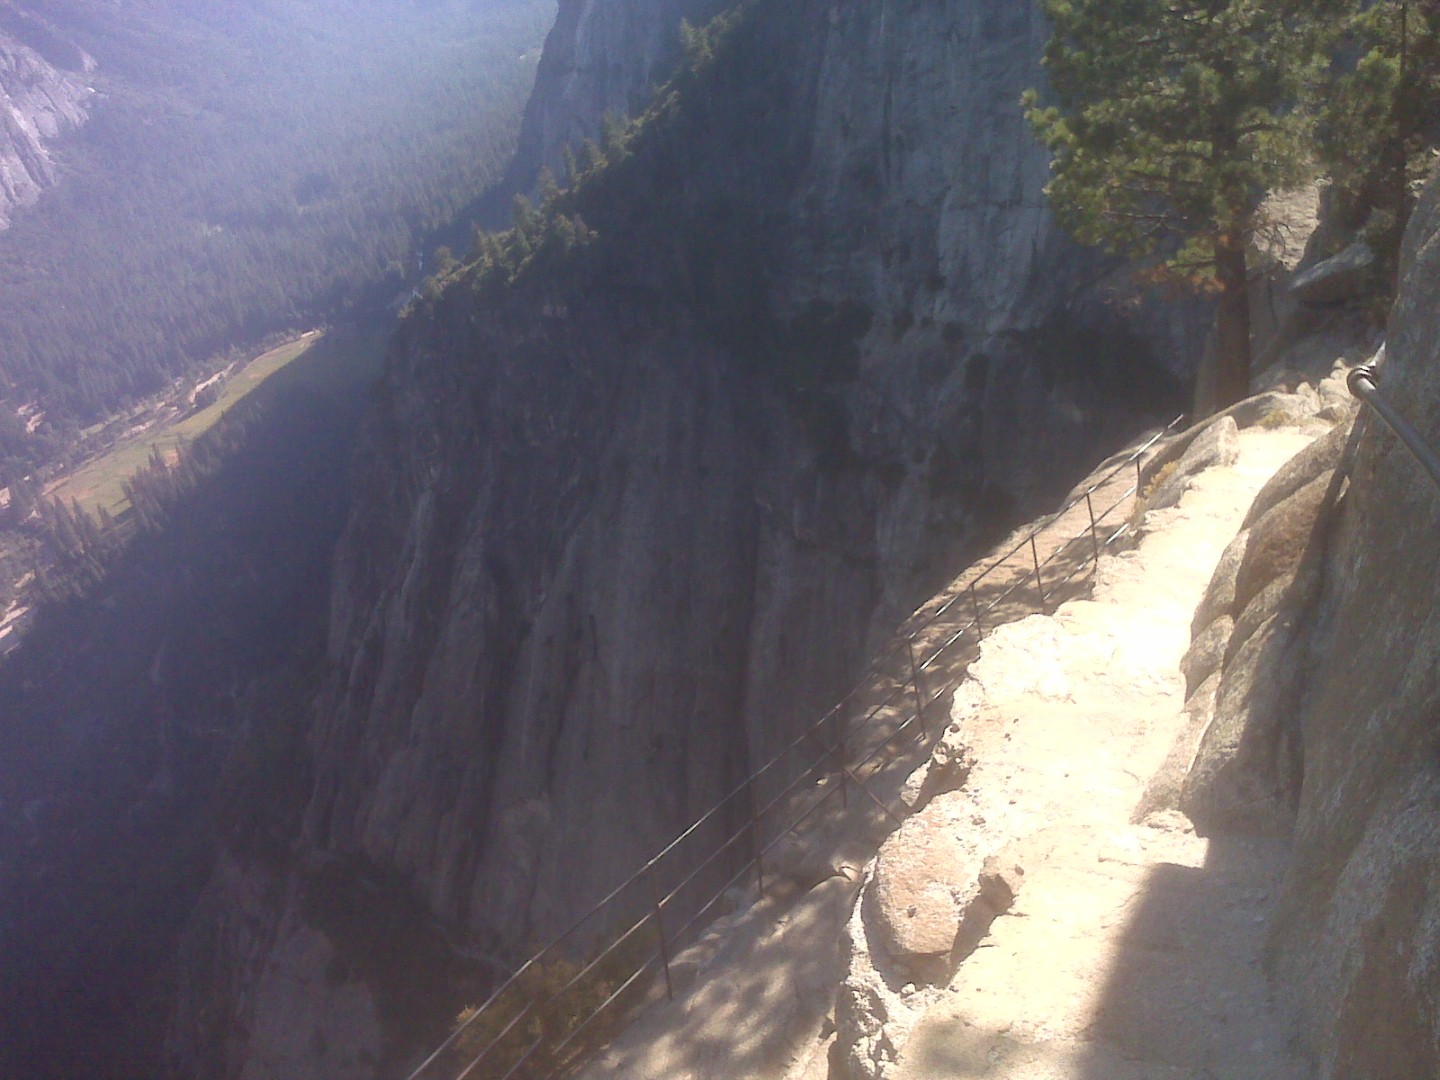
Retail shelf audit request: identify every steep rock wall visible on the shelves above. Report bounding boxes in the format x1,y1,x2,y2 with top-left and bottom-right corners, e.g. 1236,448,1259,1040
0,23,91,229
1259,172,1440,1076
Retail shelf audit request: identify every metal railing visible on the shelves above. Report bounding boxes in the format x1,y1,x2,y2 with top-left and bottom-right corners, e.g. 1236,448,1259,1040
1347,363,1440,489
402,414,1185,1080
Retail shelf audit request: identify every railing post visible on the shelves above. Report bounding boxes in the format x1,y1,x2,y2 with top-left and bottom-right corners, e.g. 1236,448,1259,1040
832,708,849,808
747,777,766,896
1084,491,1101,569
907,640,928,736
1135,455,1143,495
646,868,674,1001
970,581,984,635
1029,534,1049,612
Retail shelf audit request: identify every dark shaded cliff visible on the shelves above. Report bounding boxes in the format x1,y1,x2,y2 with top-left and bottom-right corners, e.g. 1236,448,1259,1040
169,2,1205,1075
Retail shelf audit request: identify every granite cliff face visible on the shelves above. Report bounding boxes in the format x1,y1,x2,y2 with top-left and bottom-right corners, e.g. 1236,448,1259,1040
1160,169,1440,1076
170,2,1204,1075
315,0,1195,947
1262,174,1440,1077
0,23,91,229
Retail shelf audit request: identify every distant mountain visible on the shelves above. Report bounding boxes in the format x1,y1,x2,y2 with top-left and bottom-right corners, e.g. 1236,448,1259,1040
0,17,92,229
0,0,556,451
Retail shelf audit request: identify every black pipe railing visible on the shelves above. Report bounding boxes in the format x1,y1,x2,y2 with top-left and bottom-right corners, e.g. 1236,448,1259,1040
402,414,1185,1080
1348,363,1440,489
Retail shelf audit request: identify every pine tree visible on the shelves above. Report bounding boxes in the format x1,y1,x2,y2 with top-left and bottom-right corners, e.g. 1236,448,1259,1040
536,166,561,209
1318,1,1440,287
1025,0,1323,412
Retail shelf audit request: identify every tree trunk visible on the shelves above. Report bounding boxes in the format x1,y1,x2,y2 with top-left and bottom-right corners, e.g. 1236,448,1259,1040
1212,237,1253,412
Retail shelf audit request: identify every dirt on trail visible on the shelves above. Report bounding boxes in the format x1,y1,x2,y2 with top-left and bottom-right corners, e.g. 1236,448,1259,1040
881,422,1319,1080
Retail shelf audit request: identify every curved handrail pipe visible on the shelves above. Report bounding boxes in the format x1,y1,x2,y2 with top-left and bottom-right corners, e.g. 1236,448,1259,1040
1348,363,1440,490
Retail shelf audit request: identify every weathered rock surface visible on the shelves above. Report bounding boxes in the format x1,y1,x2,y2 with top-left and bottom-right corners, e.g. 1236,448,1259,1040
1191,527,1249,635
1165,370,1355,839
1181,610,1306,836
1180,613,1232,695
165,854,386,1080
0,31,92,228
509,0,732,185
1239,412,1352,530
1143,415,1239,513
1257,170,1440,1077
870,790,994,970
1230,470,1334,614
1133,670,1221,823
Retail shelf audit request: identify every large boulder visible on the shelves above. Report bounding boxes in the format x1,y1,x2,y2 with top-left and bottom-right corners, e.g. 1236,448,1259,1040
1191,528,1250,636
1181,611,1305,836
1179,434,1342,837
1290,242,1377,306
1231,470,1334,614
1181,614,1233,696
1143,415,1240,514
1242,419,1353,529
868,790,989,978
1133,670,1222,823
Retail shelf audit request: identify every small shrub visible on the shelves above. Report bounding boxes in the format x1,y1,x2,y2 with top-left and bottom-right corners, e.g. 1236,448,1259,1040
438,927,659,1079
1256,407,1295,430
1140,459,1179,502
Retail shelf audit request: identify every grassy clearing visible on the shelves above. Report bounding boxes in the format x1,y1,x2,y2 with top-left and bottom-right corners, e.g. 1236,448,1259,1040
48,329,379,518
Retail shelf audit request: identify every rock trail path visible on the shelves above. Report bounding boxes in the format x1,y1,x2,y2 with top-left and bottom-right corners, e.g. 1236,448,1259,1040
884,422,1320,1080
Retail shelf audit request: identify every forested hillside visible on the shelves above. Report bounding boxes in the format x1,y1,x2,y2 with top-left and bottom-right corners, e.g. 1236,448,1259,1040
0,0,554,465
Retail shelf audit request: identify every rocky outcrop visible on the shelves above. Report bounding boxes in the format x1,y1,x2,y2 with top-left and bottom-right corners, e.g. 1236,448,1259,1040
165,854,385,1080
1178,419,1349,836
1162,168,1440,1077
0,28,91,228
312,0,1193,952
1290,241,1378,307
